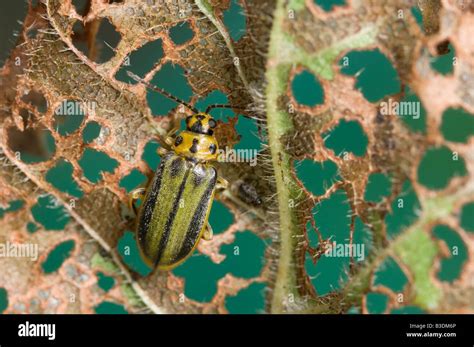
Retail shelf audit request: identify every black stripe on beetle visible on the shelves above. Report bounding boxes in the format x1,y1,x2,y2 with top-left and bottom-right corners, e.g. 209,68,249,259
192,164,206,187
154,169,191,266
170,157,184,177
137,157,167,249
176,167,217,261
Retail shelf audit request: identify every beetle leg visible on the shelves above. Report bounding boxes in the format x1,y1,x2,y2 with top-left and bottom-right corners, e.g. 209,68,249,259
165,136,174,147
167,125,180,138
214,177,228,200
216,176,228,190
157,147,168,156
129,187,146,215
163,125,179,148
202,222,213,241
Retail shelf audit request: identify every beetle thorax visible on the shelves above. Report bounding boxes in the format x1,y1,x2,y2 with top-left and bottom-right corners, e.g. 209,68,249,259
173,130,218,162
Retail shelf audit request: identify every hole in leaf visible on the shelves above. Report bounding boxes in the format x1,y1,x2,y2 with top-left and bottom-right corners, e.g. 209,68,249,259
169,21,194,45
373,256,408,292
460,202,474,233
72,0,88,16
223,0,247,41
346,307,360,314
397,87,427,134
97,272,115,292
147,62,193,116
115,38,164,83
196,90,259,151
306,216,370,295
95,18,121,63
295,159,339,196
410,6,423,30
291,69,325,107
27,222,39,234
313,190,351,241
225,282,266,314
306,190,351,295
195,90,259,151
8,126,56,164
45,158,84,198
82,121,101,144
431,42,455,75
21,90,47,113
221,231,266,278
0,1,28,65
173,255,221,303
142,140,161,170
385,180,421,238
339,49,401,102
366,292,388,314
72,21,88,56
72,18,121,63
432,224,467,282
119,169,147,193
417,146,467,190
234,116,260,153
117,231,151,276
208,201,234,234
7,199,24,212
0,199,24,218
323,119,368,157
174,231,266,302
78,148,119,183
53,100,86,136
94,301,128,314
31,195,70,230
42,240,75,274
18,108,32,128
195,90,229,118
0,288,8,313
390,306,425,314
314,0,347,11
440,107,474,143
364,172,392,203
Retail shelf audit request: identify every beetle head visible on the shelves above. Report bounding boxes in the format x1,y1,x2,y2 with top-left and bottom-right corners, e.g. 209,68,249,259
186,113,217,136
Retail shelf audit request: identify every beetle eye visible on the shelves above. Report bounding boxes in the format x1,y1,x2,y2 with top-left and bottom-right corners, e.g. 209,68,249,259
186,115,193,124
208,119,217,129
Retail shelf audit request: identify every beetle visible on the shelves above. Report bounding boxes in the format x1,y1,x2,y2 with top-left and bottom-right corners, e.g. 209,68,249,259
127,72,232,270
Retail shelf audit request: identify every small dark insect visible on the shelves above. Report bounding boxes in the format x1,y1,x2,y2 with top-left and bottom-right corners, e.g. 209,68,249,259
236,179,262,206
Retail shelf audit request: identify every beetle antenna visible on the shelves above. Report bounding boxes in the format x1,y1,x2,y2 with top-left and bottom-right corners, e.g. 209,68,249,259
127,71,199,114
205,103,246,114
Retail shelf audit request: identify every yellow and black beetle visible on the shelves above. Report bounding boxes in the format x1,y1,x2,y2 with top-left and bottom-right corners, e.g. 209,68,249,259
127,72,231,271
